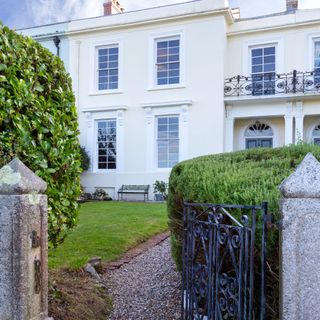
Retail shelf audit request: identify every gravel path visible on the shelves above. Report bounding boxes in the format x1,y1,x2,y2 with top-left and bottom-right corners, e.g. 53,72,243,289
105,238,181,320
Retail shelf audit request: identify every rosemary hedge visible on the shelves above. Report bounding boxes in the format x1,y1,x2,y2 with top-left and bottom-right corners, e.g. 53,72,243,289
168,144,320,318
0,24,81,246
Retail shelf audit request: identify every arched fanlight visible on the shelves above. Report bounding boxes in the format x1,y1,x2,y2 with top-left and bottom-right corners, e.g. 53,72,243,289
245,121,273,137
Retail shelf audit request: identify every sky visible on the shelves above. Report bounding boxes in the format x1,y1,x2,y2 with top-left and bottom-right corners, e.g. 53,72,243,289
0,0,319,30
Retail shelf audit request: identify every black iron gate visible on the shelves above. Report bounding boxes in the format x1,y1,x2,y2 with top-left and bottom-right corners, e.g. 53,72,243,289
182,202,268,320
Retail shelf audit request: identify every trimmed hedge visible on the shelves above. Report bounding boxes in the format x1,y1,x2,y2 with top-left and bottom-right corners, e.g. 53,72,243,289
168,144,320,318
0,24,81,246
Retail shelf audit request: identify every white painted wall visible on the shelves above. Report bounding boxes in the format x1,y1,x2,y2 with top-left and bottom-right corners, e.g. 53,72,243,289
74,12,228,195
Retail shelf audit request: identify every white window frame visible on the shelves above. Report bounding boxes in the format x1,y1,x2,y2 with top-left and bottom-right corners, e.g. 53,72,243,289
154,37,181,87
307,34,320,71
250,44,277,95
142,101,191,172
96,45,119,91
89,39,123,96
148,29,185,91
156,115,180,169
96,118,117,171
242,37,284,75
81,106,127,173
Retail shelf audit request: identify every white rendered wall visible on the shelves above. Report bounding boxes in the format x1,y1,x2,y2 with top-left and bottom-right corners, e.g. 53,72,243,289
71,14,228,195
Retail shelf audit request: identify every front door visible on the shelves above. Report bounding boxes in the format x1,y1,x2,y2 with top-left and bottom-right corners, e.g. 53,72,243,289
246,138,273,149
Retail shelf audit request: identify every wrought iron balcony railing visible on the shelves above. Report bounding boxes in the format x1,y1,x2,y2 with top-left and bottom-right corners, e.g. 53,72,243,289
224,70,320,97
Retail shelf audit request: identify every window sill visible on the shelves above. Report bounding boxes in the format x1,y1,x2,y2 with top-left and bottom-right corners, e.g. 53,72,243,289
148,84,186,91
92,169,118,174
89,89,123,96
155,167,174,172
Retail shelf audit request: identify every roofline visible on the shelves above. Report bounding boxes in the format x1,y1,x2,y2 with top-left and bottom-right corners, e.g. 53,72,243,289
18,0,208,31
26,6,233,40
228,9,320,36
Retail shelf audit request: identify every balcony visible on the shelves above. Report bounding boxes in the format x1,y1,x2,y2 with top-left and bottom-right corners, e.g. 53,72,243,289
224,70,320,99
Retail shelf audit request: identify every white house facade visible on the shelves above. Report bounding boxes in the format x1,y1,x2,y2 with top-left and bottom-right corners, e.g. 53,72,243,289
20,0,320,199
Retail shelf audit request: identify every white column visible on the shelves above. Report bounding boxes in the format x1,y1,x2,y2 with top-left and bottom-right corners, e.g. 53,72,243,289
117,110,125,172
284,102,294,145
84,112,94,172
179,105,189,161
225,105,234,152
295,101,304,143
69,40,81,107
145,108,154,172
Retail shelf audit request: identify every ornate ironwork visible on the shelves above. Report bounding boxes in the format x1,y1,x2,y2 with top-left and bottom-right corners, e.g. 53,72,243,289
224,70,320,97
182,202,268,320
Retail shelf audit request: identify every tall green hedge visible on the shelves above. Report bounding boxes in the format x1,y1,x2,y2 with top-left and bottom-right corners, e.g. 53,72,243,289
0,24,81,246
168,144,320,318
168,144,320,263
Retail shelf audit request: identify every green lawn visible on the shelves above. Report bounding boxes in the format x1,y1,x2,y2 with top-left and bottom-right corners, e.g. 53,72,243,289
48,201,168,269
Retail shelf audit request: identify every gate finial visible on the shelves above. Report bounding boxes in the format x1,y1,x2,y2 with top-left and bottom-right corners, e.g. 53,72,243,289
0,158,47,195
279,152,320,198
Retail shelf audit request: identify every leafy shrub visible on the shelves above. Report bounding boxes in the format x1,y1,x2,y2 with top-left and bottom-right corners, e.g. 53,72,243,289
93,188,112,201
80,146,90,171
153,180,168,200
168,144,320,318
0,24,81,246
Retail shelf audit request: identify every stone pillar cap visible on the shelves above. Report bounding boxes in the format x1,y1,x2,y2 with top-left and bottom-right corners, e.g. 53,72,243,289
280,152,320,198
0,158,47,195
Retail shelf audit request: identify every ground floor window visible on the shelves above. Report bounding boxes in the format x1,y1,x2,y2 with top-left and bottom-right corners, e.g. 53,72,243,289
245,121,273,149
97,119,117,169
157,115,179,168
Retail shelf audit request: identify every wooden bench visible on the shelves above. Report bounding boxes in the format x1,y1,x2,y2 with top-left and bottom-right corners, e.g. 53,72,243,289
117,185,150,202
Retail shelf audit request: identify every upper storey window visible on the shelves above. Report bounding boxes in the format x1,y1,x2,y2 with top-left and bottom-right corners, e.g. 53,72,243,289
155,37,180,86
251,46,276,95
314,40,320,84
97,46,119,91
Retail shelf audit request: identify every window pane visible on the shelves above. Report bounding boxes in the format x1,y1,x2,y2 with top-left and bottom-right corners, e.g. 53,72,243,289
169,62,179,70
261,139,273,148
252,48,263,57
251,46,276,95
157,116,179,168
158,78,167,85
97,46,119,90
252,57,262,65
109,47,118,54
264,63,275,72
157,41,168,49
99,48,108,56
169,39,179,47
264,55,275,63
97,120,117,169
264,47,275,55
169,77,179,84
156,37,180,86
246,140,257,149
169,54,179,62
252,65,263,73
